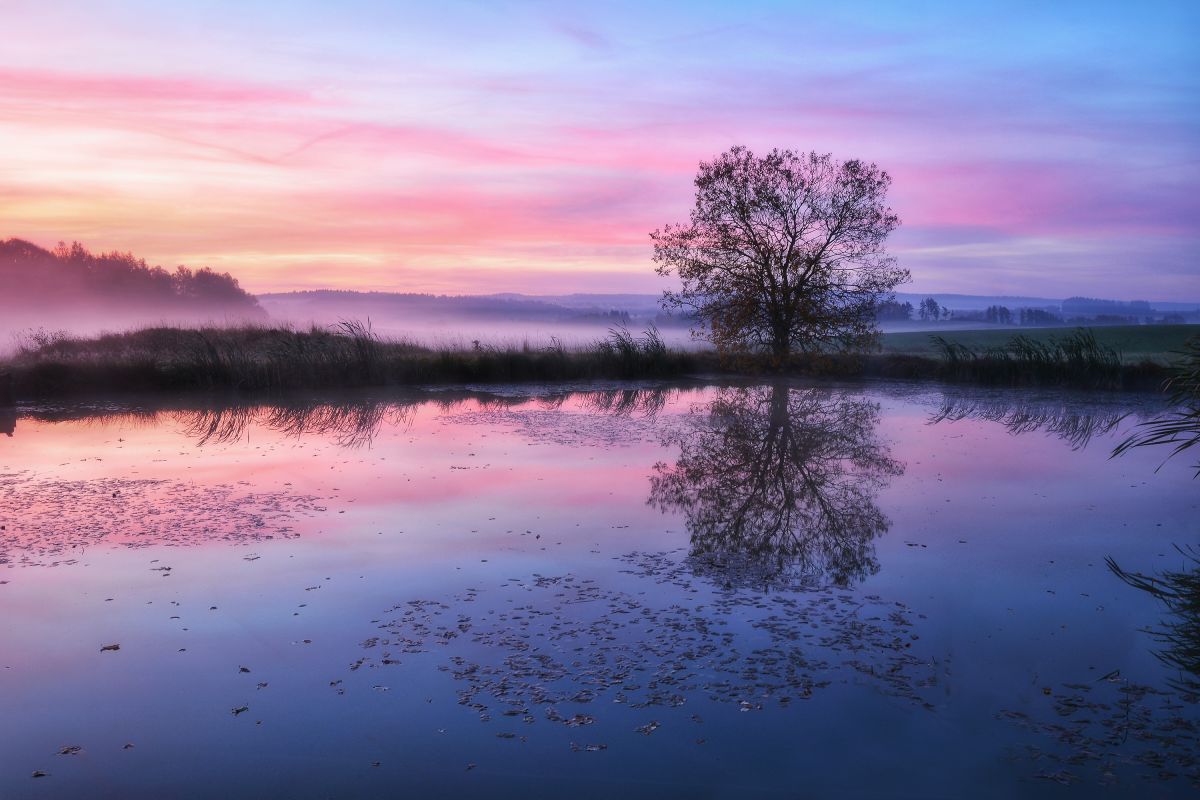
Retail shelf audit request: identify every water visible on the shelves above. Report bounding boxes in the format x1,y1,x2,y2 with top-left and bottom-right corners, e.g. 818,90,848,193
1,381,1196,798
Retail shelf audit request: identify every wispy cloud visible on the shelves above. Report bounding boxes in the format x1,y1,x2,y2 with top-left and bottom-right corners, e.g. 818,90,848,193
0,0,1196,298
0,68,316,107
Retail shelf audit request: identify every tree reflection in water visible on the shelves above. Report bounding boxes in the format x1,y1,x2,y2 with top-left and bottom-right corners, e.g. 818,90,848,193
649,384,902,588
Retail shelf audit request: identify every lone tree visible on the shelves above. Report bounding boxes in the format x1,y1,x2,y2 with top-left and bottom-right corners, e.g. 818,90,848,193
652,147,908,359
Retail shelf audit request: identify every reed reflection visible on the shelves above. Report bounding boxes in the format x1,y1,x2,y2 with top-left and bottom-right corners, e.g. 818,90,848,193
1109,548,1200,700
927,393,1136,450
7,387,683,450
649,384,902,587
579,387,672,418
177,399,417,448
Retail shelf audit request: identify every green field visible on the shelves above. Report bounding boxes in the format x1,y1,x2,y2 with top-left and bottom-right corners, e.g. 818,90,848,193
881,324,1197,364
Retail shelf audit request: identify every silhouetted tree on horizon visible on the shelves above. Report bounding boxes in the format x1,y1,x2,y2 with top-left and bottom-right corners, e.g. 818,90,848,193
652,147,908,361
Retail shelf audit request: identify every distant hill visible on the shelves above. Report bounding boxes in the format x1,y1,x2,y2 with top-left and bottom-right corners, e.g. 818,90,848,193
257,290,650,326
260,289,1200,332
0,238,264,329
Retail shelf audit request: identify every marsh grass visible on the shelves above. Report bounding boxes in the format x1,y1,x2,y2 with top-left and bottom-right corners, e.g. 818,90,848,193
883,324,1194,364
1112,335,1200,473
927,328,1142,389
2,322,1174,400
4,322,705,397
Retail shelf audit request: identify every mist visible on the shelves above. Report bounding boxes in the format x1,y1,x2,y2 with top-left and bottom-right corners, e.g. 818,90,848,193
254,290,698,351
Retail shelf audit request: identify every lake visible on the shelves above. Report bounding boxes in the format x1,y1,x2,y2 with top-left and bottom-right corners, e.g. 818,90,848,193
1,380,1196,798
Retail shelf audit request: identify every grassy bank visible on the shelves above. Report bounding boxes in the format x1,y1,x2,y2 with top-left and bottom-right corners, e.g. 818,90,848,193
0,323,1185,400
919,328,1164,390
0,323,709,397
882,324,1194,364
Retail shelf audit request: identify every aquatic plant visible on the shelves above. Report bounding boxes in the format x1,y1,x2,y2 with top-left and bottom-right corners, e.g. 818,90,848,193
1112,335,1200,475
359,555,941,735
594,325,672,377
1107,547,1200,700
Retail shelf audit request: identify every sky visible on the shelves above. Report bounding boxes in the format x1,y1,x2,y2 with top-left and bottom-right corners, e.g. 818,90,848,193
1,0,1197,299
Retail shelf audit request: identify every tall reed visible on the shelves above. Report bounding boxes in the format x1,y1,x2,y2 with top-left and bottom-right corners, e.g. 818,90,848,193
1112,335,1200,473
930,328,1124,388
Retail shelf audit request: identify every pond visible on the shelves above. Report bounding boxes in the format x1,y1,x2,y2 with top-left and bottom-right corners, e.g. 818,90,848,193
1,380,1196,798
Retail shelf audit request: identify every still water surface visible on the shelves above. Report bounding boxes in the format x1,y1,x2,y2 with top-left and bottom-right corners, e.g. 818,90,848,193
1,381,1196,798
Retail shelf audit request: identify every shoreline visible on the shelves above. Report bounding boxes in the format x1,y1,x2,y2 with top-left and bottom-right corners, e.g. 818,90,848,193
0,323,1187,403
0,352,1172,403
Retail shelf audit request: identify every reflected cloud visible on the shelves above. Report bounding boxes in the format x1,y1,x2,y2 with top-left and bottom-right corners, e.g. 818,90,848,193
649,384,903,587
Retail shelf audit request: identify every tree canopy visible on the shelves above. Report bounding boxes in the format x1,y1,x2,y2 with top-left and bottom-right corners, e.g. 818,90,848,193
652,147,907,359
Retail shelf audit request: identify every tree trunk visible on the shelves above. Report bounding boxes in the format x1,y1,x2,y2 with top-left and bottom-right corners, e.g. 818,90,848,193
767,339,790,371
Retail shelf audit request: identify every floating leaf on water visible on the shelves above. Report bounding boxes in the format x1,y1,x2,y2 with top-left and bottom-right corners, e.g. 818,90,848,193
635,721,660,736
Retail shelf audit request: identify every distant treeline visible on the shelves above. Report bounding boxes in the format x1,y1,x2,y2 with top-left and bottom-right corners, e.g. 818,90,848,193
0,238,263,316
875,294,1193,326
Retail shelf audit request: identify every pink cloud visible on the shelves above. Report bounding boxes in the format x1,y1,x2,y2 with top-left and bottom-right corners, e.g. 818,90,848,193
893,159,1199,239
1,17,1194,302
0,67,315,107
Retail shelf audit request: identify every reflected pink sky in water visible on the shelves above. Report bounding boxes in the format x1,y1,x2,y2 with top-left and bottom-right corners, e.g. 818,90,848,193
0,385,1195,797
